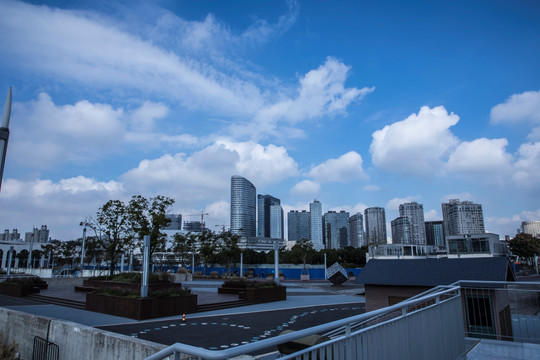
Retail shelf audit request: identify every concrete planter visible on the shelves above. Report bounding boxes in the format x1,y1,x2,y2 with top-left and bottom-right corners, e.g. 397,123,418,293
86,293,197,320
240,286,286,304
82,280,182,293
0,282,34,297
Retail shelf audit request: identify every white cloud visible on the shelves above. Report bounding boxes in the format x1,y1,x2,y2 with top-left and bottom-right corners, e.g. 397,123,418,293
440,192,474,203
121,139,298,202
0,177,124,240
445,138,513,179
363,184,381,192
129,101,169,132
513,142,540,188
370,106,459,175
424,209,440,221
11,93,125,169
385,196,422,212
490,90,540,125
308,151,367,182
290,180,320,195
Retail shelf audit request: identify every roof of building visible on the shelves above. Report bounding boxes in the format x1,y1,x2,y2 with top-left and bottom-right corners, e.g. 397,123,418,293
355,257,515,287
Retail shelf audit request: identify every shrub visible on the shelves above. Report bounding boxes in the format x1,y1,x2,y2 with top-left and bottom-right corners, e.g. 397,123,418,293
222,278,278,289
88,272,172,284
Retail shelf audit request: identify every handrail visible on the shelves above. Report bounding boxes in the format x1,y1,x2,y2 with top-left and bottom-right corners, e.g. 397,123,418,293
145,285,460,360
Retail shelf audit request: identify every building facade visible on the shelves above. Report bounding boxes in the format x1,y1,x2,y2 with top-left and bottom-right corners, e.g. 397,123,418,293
349,212,365,248
230,175,256,237
442,199,485,236
391,216,411,244
323,210,350,249
309,199,323,250
521,221,540,238
425,220,445,247
0,229,21,241
24,225,49,243
269,204,284,239
399,202,426,245
364,207,387,245
287,210,311,242
164,214,182,230
257,194,281,238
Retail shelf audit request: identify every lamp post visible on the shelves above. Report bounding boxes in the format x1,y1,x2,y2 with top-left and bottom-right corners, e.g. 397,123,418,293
80,225,86,276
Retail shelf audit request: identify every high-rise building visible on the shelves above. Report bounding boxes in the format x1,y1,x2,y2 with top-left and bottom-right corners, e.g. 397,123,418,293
309,199,323,250
287,210,310,242
399,202,426,245
364,207,387,245
183,221,205,233
391,217,411,244
257,194,281,238
425,221,445,247
442,199,485,236
230,175,256,237
24,225,49,243
164,214,182,230
323,210,350,249
0,229,20,241
349,213,365,248
269,204,284,239
521,221,540,237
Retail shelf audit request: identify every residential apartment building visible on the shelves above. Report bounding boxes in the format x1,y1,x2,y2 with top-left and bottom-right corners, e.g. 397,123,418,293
349,212,365,248
399,202,426,245
521,221,540,237
391,216,411,244
442,199,485,236
364,207,387,245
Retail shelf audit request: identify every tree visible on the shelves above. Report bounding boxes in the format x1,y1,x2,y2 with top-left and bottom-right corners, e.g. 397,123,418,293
41,240,62,269
61,239,81,268
84,199,133,276
509,233,540,265
128,195,175,272
292,238,314,271
198,231,220,275
170,232,196,267
217,230,241,276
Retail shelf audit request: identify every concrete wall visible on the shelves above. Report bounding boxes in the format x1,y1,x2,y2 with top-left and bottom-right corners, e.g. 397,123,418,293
0,308,168,360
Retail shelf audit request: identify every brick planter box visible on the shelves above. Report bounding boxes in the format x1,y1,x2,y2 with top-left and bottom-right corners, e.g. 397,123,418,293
82,279,182,293
240,286,286,304
86,293,197,320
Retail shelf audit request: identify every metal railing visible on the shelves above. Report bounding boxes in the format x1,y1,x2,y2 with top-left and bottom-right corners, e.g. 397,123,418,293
145,285,464,360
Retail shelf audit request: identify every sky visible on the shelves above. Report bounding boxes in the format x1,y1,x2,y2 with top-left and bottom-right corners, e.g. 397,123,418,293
0,0,539,242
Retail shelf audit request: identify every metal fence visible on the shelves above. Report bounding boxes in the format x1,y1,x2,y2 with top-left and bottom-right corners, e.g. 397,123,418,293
32,336,59,360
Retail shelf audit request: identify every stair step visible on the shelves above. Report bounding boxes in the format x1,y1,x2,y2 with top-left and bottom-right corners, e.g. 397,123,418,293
196,300,250,312
25,294,86,310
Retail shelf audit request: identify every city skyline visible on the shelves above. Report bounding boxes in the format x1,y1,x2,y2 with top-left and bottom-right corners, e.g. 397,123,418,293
0,1,539,241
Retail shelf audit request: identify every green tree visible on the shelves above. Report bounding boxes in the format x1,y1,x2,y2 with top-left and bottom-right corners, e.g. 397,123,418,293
217,230,241,276
170,232,196,267
41,240,62,269
128,195,175,272
509,233,540,265
198,231,220,275
84,199,133,276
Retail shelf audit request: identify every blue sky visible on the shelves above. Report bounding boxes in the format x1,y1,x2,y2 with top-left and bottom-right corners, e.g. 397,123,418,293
1,0,539,241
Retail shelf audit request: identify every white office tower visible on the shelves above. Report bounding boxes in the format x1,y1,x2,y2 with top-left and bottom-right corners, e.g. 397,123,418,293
269,204,284,239
442,199,485,236
521,221,540,237
230,175,256,237
349,212,365,248
364,207,387,245
399,202,426,245
309,199,323,250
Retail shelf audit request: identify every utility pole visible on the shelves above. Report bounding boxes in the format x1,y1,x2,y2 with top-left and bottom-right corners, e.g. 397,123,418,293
0,87,12,193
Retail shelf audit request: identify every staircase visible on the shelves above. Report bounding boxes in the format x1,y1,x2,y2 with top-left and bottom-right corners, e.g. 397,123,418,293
25,294,86,310
196,299,250,313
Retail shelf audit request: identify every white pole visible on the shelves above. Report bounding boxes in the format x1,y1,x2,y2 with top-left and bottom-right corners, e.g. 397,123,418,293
141,235,150,297
324,252,327,280
80,226,86,276
0,87,12,193
274,241,279,285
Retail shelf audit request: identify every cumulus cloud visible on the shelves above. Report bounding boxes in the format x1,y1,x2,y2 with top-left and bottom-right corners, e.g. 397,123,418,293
11,93,125,168
0,177,124,240
290,180,321,195
490,90,540,125
308,151,367,182
370,106,459,175
513,142,540,188
363,184,381,192
129,101,169,132
121,139,298,201
386,196,422,212
424,209,440,221
445,138,513,179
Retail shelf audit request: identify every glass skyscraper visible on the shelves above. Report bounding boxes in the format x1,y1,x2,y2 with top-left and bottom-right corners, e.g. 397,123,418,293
309,199,323,250
230,175,256,237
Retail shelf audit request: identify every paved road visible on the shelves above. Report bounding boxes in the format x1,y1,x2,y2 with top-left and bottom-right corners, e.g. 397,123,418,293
99,302,365,351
